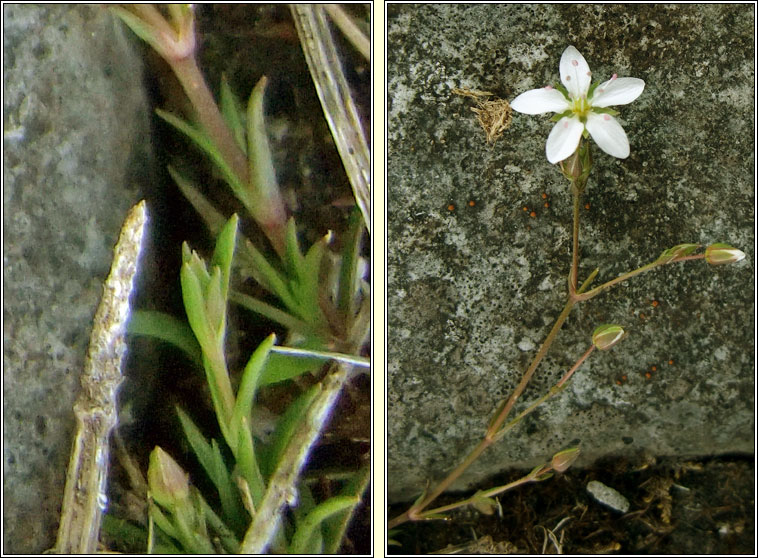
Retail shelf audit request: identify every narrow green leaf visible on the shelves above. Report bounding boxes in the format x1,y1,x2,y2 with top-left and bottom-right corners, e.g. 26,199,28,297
299,233,329,322
127,309,203,369
284,217,306,280
169,166,227,237
186,249,211,286
110,7,161,51
210,440,247,534
149,503,180,543
101,514,147,552
198,495,240,553
230,290,318,337
247,76,280,209
337,208,365,317
176,408,246,533
262,384,321,478
242,239,300,312
235,416,266,507
156,108,251,208
203,267,226,339
322,465,370,553
181,241,193,265
261,352,327,386
289,496,360,554
200,351,236,448
180,263,214,356
231,333,276,439
211,214,239,301
220,73,247,154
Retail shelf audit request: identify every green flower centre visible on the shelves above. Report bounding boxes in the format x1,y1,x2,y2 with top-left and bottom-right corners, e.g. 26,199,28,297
571,96,591,119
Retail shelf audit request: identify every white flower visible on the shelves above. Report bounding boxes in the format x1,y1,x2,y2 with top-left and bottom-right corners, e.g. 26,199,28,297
511,46,645,164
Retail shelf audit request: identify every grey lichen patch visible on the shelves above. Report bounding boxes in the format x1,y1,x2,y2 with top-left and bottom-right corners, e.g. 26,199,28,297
388,4,753,503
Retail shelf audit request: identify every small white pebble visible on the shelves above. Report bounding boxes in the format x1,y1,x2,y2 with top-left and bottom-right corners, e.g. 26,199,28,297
517,338,535,352
586,480,630,513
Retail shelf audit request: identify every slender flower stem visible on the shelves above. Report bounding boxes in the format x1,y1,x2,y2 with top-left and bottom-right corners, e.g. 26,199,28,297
574,254,705,302
569,183,581,295
492,344,595,443
419,471,544,518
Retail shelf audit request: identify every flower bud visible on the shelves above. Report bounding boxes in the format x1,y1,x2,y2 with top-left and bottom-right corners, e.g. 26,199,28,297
148,446,190,509
551,447,580,473
470,490,498,515
560,148,582,180
592,324,625,351
705,243,745,265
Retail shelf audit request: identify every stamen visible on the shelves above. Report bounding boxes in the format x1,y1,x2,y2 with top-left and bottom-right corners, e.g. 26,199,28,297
565,75,571,81
564,121,569,129
544,85,553,90
571,59,579,67
603,114,611,121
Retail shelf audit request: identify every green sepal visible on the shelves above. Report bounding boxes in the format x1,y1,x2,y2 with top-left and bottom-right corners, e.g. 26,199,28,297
554,83,569,99
591,106,620,116
550,109,573,122
586,80,601,100
148,501,181,543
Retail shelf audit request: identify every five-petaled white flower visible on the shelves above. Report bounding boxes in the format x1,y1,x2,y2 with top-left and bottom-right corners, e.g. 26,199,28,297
511,46,645,164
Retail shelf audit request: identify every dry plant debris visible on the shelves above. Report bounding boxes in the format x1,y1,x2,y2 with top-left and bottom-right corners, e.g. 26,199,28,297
453,87,513,144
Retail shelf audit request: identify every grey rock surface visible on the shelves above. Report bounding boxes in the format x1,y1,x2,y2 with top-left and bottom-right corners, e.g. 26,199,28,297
388,4,753,503
3,5,151,553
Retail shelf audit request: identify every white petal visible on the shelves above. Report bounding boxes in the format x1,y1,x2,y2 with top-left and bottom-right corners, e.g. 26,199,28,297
511,87,570,115
546,116,584,164
560,46,592,100
585,112,630,158
591,77,645,107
